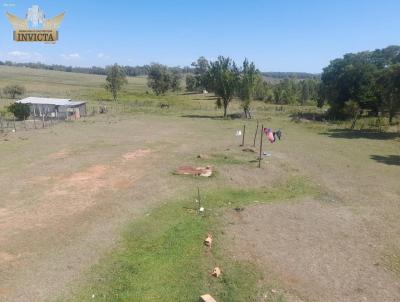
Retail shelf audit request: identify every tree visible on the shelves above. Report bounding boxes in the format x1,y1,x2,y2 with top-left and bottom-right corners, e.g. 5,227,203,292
8,103,30,120
376,64,400,124
253,76,273,101
147,63,171,95
272,79,298,104
191,56,210,91
319,47,400,117
207,56,239,117
185,74,197,91
192,56,209,75
237,59,258,118
105,64,127,101
3,85,25,99
170,70,182,92
343,100,361,129
299,80,310,105
321,54,377,117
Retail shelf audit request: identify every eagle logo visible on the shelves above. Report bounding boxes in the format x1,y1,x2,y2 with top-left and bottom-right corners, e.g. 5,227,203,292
6,5,65,43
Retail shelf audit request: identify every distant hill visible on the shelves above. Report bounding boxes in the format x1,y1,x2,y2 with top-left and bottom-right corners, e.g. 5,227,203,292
0,60,319,81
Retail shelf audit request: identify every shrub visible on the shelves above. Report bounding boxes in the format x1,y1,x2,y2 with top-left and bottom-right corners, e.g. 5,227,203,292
3,85,25,99
8,103,30,120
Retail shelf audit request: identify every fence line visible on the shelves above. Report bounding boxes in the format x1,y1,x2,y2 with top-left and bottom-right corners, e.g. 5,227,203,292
0,101,169,134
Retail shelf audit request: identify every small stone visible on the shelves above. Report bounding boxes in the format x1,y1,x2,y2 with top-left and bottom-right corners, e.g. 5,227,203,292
204,234,213,247
211,267,221,277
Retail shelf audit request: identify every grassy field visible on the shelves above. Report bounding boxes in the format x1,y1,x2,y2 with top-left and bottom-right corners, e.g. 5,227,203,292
0,66,399,302
64,177,317,302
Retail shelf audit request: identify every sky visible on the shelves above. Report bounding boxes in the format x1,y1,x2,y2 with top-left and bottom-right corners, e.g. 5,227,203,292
0,0,399,73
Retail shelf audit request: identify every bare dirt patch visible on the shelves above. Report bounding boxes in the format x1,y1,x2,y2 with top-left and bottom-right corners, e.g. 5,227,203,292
0,150,153,245
225,199,400,302
122,148,151,161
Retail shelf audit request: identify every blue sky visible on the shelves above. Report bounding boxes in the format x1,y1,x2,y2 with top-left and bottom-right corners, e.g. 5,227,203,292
0,0,399,72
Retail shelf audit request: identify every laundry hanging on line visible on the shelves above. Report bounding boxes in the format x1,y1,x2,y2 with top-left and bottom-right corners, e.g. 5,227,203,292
263,128,282,143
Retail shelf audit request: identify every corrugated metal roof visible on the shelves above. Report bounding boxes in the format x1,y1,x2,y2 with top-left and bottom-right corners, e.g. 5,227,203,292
16,97,85,106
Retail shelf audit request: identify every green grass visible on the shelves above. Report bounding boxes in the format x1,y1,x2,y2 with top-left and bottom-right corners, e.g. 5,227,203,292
64,177,317,302
196,153,248,166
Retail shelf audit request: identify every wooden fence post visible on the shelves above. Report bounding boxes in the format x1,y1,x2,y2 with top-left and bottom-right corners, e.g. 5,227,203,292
253,120,259,147
197,187,201,212
241,125,246,146
258,124,264,168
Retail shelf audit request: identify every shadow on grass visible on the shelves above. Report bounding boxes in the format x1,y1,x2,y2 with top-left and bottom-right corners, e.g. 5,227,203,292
370,155,400,166
320,129,400,140
182,112,245,120
192,96,218,101
181,114,221,119
290,111,327,122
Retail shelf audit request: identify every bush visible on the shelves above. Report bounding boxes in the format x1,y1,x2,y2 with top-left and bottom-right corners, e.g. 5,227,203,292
3,85,26,99
8,103,30,120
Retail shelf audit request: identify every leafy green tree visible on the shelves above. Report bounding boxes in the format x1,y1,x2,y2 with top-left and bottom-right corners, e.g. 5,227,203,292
105,64,127,101
192,56,209,75
8,102,30,120
3,84,25,99
322,54,377,116
253,76,273,101
237,59,258,118
147,63,171,95
185,74,197,91
299,80,310,105
207,56,239,117
273,79,298,104
191,56,210,91
170,70,182,92
376,64,400,124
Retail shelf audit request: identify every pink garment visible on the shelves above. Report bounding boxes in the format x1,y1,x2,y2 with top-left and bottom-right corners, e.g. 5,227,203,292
263,128,275,143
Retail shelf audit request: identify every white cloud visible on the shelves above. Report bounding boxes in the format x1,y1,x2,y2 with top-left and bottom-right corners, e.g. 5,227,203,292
60,53,81,60
6,50,43,61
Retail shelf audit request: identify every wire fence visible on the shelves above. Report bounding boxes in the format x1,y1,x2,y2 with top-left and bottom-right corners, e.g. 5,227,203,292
0,102,155,134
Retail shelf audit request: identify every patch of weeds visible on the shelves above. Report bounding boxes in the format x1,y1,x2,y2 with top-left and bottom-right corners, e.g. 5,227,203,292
384,250,400,277
202,176,318,209
64,177,316,302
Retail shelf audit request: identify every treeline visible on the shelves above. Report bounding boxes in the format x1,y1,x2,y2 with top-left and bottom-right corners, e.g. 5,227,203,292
252,77,319,105
0,60,317,80
261,72,319,80
320,45,400,123
0,60,190,77
185,57,320,106
147,56,320,117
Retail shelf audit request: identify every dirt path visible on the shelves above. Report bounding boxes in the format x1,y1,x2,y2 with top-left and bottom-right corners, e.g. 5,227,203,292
225,118,400,301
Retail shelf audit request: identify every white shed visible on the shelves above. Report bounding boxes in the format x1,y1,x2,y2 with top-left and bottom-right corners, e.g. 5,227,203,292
16,97,87,119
